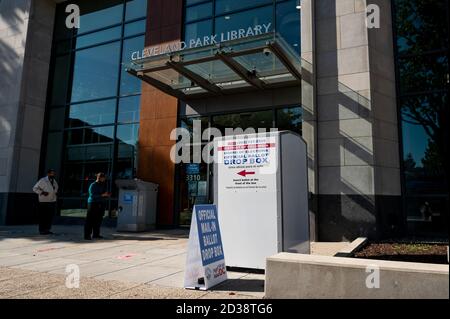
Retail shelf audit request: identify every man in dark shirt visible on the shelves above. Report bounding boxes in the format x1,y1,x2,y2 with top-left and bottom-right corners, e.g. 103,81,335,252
84,172,111,240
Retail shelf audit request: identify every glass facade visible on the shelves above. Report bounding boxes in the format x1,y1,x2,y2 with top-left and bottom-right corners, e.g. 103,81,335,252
393,0,449,235
43,0,147,218
184,0,301,53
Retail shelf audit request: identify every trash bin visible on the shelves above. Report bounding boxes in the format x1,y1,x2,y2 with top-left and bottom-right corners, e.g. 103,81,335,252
115,179,158,232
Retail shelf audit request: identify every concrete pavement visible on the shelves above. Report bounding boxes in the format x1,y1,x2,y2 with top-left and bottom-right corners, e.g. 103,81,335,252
0,225,264,299
0,225,352,299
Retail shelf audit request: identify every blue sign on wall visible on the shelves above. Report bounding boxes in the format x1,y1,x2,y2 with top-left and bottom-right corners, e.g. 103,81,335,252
123,193,133,203
186,163,200,175
194,205,224,266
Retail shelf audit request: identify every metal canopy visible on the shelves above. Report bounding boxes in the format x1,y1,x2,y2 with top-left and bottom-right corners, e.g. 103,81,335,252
126,33,301,100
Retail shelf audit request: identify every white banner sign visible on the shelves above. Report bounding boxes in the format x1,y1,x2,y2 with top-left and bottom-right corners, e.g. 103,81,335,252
184,204,227,290
216,135,278,193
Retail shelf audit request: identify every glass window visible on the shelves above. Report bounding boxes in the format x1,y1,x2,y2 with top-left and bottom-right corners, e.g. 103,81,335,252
180,116,209,139
75,26,121,49
61,163,84,196
276,0,301,53
77,1,124,34
401,93,448,194
86,126,115,144
398,54,448,94
45,1,148,218
125,0,148,21
186,0,210,6
118,95,141,123
121,36,145,95
184,19,213,43
69,99,116,127
66,144,113,163
393,0,449,235
215,0,272,15
124,20,146,37
185,2,213,23
276,107,302,134
213,110,273,135
116,154,137,179
66,129,84,145
395,0,448,56
71,42,121,102
116,124,139,146
215,6,273,35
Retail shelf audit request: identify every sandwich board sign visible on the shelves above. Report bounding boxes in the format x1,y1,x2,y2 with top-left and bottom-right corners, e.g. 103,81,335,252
184,204,227,290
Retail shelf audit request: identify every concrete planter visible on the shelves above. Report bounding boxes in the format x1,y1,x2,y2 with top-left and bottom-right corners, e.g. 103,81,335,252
265,253,449,299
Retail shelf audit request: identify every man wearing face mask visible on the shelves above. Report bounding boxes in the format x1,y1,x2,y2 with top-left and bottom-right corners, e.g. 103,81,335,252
33,169,59,235
84,172,111,240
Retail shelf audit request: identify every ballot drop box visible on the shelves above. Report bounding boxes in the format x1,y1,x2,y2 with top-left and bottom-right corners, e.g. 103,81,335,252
116,179,158,232
214,131,309,269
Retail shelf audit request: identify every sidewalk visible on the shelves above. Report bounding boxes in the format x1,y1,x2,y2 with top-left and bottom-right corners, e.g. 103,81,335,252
0,225,351,299
0,225,264,299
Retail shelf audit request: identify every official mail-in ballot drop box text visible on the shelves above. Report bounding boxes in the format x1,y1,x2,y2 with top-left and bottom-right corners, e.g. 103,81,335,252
116,179,158,232
214,131,309,269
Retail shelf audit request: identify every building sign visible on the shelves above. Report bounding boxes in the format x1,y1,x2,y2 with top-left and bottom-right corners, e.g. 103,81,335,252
132,23,272,60
216,135,278,193
184,204,227,290
186,163,200,175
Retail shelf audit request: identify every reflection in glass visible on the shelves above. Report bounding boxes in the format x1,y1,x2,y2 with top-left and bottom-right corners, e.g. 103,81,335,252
69,99,116,127
125,0,148,21
393,0,449,236
77,1,123,35
276,0,300,54
398,54,448,94
185,2,213,23
184,19,213,44
121,36,145,95
118,95,141,123
276,107,302,134
215,6,273,35
75,27,121,49
124,20,146,37
401,93,448,195
186,0,209,6
213,110,273,135
394,0,448,55
215,0,272,15
117,124,139,146
71,42,121,102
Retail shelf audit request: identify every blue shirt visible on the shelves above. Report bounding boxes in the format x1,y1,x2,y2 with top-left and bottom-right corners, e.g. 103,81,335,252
88,182,107,203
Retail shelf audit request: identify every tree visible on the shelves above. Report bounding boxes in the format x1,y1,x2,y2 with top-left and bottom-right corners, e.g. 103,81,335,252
404,152,416,171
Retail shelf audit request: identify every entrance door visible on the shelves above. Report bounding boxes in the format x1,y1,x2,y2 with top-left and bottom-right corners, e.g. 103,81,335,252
178,161,212,226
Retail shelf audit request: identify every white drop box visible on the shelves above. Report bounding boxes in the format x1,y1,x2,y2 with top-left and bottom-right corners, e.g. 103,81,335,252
116,179,158,232
214,131,309,270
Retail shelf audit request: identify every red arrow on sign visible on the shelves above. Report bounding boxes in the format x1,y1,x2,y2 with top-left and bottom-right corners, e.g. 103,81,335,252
237,170,255,177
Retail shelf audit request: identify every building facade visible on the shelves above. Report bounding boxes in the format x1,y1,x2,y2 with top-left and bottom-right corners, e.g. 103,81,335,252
0,0,448,241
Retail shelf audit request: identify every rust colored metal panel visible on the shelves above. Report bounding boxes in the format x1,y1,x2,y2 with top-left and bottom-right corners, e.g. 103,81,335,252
137,0,182,226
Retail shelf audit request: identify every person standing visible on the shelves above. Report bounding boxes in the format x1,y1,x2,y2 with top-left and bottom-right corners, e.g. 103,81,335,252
32,169,59,235
84,172,111,240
